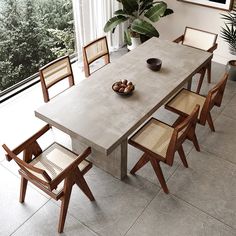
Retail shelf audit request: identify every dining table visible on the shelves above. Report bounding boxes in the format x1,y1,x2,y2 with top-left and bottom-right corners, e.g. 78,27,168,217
35,37,212,179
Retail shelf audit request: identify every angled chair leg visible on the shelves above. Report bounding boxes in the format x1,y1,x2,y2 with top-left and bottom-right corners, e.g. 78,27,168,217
207,62,212,83
188,133,200,152
19,177,28,203
206,113,215,132
172,115,186,128
58,177,73,233
130,153,149,175
149,157,169,194
196,69,206,94
177,145,188,168
74,168,95,201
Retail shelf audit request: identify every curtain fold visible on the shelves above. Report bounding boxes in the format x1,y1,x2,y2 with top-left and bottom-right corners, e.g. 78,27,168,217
73,0,125,62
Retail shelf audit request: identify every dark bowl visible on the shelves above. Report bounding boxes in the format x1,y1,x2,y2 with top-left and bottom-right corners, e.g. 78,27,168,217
146,58,162,71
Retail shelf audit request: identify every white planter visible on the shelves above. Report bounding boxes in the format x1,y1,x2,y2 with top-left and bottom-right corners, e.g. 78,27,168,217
127,37,141,51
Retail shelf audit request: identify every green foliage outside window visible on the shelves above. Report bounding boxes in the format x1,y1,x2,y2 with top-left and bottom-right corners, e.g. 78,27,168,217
0,0,75,91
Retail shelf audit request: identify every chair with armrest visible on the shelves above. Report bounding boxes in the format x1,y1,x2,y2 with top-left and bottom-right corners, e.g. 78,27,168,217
173,26,218,94
128,105,200,194
82,36,110,77
39,55,75,102
2,124,94,233
165,73,228,144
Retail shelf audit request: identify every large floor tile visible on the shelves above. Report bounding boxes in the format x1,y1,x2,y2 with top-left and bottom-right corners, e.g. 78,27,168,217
0,165,49,235
126,192,236,236
168,149,236,229
200,114,236,164
62,166,158,236
222,92,236,120
12,201,97,236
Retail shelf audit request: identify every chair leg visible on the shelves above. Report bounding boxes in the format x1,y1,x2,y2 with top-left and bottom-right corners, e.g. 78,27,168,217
58,178,73,233
188,133,200,152
19,177,28,203
74,168,95,201
130,153,149,175
177,145,188,168
207,62,211,83
149,157,169,194
196,69,206,94
172,115,186,128
206,113,215,132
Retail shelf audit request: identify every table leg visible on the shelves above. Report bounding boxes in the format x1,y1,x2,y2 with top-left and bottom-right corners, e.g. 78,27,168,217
72,138,127,180
187,77,192,90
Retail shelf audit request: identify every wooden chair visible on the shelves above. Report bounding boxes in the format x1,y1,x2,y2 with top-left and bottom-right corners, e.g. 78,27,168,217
2,124,94,233
173,27,218,94
39,55,75,102
165,73,228,138
82,36,110,77
128,105,200,194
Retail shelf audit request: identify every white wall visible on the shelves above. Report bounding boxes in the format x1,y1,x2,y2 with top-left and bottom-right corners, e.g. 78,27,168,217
155,0,236,65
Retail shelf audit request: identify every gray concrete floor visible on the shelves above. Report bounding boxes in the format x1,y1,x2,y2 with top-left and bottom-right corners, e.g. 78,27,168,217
1,51,236,236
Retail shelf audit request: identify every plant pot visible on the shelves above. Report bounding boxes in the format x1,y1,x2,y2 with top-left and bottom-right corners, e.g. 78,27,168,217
127,37,141,51
226,60,236,81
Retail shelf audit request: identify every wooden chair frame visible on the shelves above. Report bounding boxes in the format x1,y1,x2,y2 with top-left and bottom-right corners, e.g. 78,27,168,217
173,27,218,94
2,124,94,233
82,36,110,77
165,73,228,135
128,105,200,194
39,55,75,102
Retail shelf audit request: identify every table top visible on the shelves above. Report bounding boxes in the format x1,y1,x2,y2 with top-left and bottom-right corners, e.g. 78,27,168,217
35,38,212,155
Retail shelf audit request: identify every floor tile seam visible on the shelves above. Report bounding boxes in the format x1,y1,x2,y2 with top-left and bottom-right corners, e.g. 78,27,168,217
201,144,236,167
9,199,51,236
123,189,162,236
171,193,236,232
48,198,101,236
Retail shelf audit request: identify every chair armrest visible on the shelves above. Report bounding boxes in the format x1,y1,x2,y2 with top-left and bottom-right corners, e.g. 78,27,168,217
51,147,92,189
6,124,51,161
173,34,184,43
207,43,218,53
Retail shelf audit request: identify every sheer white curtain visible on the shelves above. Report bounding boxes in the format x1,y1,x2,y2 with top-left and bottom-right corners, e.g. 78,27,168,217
73,0,125,61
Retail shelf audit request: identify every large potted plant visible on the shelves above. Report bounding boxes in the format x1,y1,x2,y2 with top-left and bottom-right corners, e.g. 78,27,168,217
221,5,236,80
104,0,173,50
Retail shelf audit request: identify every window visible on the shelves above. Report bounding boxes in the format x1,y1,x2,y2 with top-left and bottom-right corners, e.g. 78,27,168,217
0,0,75,93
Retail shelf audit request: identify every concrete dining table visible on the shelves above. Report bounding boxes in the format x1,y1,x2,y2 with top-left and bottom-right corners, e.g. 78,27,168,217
35,38,212,179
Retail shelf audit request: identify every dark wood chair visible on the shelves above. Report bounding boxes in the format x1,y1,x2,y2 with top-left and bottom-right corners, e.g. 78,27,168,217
39,55,75,102
165,73,228,138
82,36,110,77
128,105,200,194
2,124,94,233
173,27,218,94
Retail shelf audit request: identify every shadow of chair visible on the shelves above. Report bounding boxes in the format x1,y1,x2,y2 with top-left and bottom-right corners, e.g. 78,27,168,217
39,55,75,102
2,124,95,233
173,26,218,94
82,36,110,77
128,105,200,194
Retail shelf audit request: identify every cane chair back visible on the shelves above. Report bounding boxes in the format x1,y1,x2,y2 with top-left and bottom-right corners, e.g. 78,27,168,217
82,36,110,77
39,55,75,102
2,124,94,233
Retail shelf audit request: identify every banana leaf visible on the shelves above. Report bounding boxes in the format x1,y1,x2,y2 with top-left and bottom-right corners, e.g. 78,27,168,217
121,0,138,14
144,2,167,22
104,15,128,33
131,19,159,38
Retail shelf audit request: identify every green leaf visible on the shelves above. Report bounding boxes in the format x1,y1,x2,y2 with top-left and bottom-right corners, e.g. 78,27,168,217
131,19,159,38
124,30,132,45
144,2,167,22
104,15,128,33
114,9,131,17
163,8,174,17
121,0,138,14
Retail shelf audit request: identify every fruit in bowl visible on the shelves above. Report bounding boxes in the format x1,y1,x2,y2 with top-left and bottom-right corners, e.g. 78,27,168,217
112,80,135,95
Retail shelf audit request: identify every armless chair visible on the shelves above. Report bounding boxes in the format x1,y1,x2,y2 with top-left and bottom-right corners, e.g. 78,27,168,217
39,55,75,102
82,36,110,77
165,73,228,139
2,124,95,233
128,105,200,194
173,27,218,94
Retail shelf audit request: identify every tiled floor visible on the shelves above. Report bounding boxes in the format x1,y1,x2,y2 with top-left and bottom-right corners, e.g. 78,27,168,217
1,52,236,236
